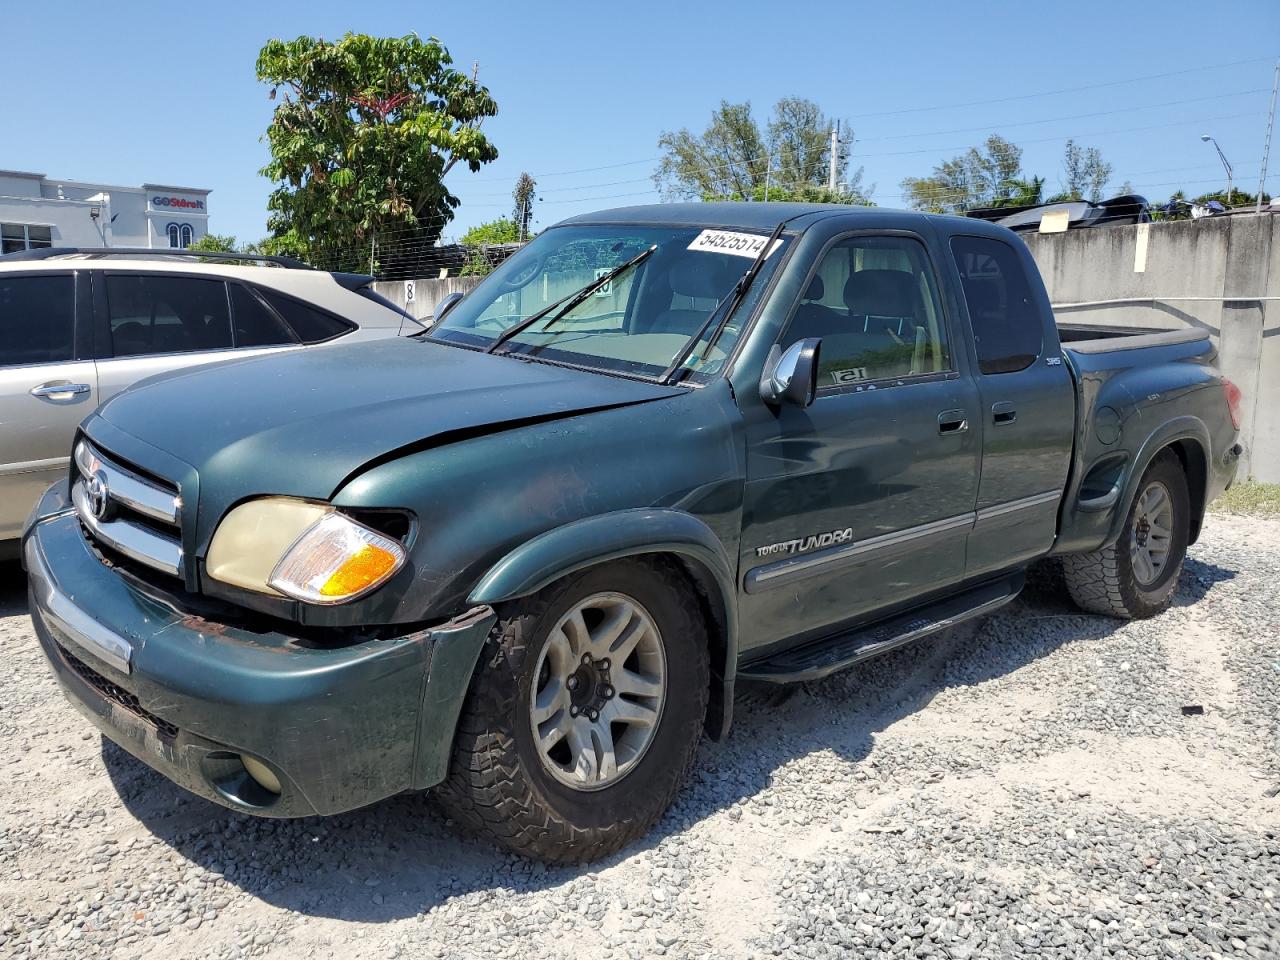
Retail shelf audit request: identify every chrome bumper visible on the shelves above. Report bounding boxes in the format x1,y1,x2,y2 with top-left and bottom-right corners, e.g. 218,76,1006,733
24,521,133,674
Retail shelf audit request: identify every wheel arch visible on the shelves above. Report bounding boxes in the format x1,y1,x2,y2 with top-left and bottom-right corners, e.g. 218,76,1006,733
468,509,740,740
1097,416,1211,552
1168,437,1208,545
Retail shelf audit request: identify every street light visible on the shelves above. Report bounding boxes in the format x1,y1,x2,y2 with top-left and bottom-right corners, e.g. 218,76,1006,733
1200,134,1234,205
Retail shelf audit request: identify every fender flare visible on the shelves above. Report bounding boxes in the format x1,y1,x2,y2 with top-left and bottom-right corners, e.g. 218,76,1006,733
1105,415,1211,547
468,508,740,738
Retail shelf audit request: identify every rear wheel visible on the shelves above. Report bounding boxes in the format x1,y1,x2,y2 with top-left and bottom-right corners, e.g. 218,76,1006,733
1062,451,1190,619
435,559,708,863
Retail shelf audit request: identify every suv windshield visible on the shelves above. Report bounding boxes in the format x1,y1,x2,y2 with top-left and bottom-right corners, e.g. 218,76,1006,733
430,224,789,380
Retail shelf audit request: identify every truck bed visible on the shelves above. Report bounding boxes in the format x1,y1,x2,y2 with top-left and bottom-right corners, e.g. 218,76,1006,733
1056,323,1209,354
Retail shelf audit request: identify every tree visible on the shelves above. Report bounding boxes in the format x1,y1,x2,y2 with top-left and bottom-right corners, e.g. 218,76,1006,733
513,172,537,241
900,135,1024,213
654,98,871,202
188,233,238,253
460,217,521,246
991,176,1045,209
1061,140,1112,202
257,32,499,272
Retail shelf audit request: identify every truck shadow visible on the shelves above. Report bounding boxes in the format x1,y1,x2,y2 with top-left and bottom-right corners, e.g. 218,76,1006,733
97,557,1236,923
0,560,28,617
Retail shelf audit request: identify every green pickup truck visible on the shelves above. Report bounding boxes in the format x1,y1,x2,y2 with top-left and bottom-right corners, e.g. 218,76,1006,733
24,203,1242,863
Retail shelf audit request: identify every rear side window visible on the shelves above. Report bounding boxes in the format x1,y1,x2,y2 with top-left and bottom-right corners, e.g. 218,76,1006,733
105,275,234,357
259,289,353,344
0,274,75,367
230,284,296,347
951,236,1042,374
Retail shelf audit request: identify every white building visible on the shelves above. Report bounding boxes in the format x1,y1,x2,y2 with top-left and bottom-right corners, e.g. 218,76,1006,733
0,170,210,254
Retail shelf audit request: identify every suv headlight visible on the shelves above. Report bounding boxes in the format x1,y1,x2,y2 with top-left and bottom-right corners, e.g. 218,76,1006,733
207,497,406,604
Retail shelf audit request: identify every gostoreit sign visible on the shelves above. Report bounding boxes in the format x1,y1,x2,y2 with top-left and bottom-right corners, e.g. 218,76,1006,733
151,196,206,210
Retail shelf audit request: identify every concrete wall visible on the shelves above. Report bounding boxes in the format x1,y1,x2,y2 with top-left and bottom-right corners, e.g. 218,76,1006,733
1023,214,1280,481
371,276,483,322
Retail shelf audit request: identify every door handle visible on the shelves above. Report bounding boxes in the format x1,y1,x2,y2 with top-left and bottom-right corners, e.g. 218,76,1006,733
30,382,91,400
992,401,1017,425
937,409,969,435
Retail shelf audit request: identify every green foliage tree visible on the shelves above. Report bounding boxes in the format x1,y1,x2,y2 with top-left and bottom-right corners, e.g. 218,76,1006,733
654,98,871,203
734,181,873,205
257,32,499,271
1192,187,1269,207
513,172,537,241
900,135,1024,213
989,176,1045,209
460,217,521,246
1061,140,1112,202
188,233,238,253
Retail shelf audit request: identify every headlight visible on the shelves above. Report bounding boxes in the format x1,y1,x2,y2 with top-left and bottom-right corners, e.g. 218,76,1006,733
207,498,406,604
269,512,405,604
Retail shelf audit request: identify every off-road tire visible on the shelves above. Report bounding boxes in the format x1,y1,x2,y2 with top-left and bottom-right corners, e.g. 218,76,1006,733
435,558,709,863
1062,451,1190,619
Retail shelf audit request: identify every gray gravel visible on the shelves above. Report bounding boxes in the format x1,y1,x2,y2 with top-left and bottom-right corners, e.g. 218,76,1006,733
0,511,1276,959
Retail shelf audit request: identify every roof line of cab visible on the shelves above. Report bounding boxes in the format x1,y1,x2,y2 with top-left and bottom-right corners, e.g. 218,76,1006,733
554,201,1006,238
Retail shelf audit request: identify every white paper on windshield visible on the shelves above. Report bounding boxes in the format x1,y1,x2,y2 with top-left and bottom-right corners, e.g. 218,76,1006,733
687,229,783,259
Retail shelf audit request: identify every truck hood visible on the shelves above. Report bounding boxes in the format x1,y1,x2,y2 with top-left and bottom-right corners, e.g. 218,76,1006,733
91,337,682,524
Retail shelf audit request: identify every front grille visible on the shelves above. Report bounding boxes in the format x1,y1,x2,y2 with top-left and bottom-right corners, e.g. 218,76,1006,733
59,644,180,740
73,441,183,579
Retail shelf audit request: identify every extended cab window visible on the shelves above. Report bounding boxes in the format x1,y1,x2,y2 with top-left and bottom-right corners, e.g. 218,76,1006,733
105,275,234,357
951,236,1042,374
784,235,950,389
0,274,75,367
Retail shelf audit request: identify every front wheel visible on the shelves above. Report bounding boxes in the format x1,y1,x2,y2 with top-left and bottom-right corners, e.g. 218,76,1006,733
435,559,709,863
1062,451,1190,619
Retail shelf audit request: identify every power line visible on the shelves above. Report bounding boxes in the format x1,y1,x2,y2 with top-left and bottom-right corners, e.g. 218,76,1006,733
844,55,1277,120
855,111,1262,159
452,56,1275,187
856,89,1268,143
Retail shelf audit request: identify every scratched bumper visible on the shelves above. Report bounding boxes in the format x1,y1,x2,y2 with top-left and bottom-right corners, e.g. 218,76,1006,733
23,486,495,818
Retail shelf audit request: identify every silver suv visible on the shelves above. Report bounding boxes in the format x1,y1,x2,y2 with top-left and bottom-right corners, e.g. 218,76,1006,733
0,249,421,554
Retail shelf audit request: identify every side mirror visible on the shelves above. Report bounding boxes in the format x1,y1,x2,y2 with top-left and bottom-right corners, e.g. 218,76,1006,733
759,338,822,407
433,292,465,325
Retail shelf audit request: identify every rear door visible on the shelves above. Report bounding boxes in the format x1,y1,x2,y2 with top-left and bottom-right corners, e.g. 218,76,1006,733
737,230,982,656
948,234,1074,576
93,272,298,404
0,271,97,540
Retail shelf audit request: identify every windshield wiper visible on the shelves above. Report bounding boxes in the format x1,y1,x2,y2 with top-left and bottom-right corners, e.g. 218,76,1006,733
658,220,788,384
485,244,658,355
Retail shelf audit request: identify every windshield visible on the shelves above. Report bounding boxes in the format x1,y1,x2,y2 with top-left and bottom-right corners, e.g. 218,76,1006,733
430,224,788,380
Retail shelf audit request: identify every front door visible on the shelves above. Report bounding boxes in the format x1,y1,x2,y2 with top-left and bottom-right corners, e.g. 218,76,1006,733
0,271,96,541
737,233,981,657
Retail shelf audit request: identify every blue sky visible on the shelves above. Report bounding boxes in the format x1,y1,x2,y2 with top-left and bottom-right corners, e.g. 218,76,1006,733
5,0,1277,246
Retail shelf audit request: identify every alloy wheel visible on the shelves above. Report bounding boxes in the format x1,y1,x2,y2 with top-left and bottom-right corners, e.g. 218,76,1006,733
529,592,667,791
1130,480,1175,586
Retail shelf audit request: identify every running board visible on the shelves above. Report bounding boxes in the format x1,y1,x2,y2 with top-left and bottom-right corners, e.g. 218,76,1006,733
738,574,1023,683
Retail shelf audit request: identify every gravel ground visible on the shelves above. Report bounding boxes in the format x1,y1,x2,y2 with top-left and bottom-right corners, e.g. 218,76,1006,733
0,512,1276,959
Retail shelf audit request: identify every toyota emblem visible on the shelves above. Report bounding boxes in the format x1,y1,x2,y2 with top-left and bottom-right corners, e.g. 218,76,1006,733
85,470,111,521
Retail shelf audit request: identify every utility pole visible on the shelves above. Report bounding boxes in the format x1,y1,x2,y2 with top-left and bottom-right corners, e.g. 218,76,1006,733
1259,60,1279,214
764,153,772,202
828,121,839,192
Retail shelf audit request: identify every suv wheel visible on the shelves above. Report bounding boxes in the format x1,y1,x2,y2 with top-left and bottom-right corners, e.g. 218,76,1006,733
435,559,708,863
1062,451,1190,619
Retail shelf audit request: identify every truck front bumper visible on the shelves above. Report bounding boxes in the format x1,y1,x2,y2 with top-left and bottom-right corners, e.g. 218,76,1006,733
23,491,495,818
